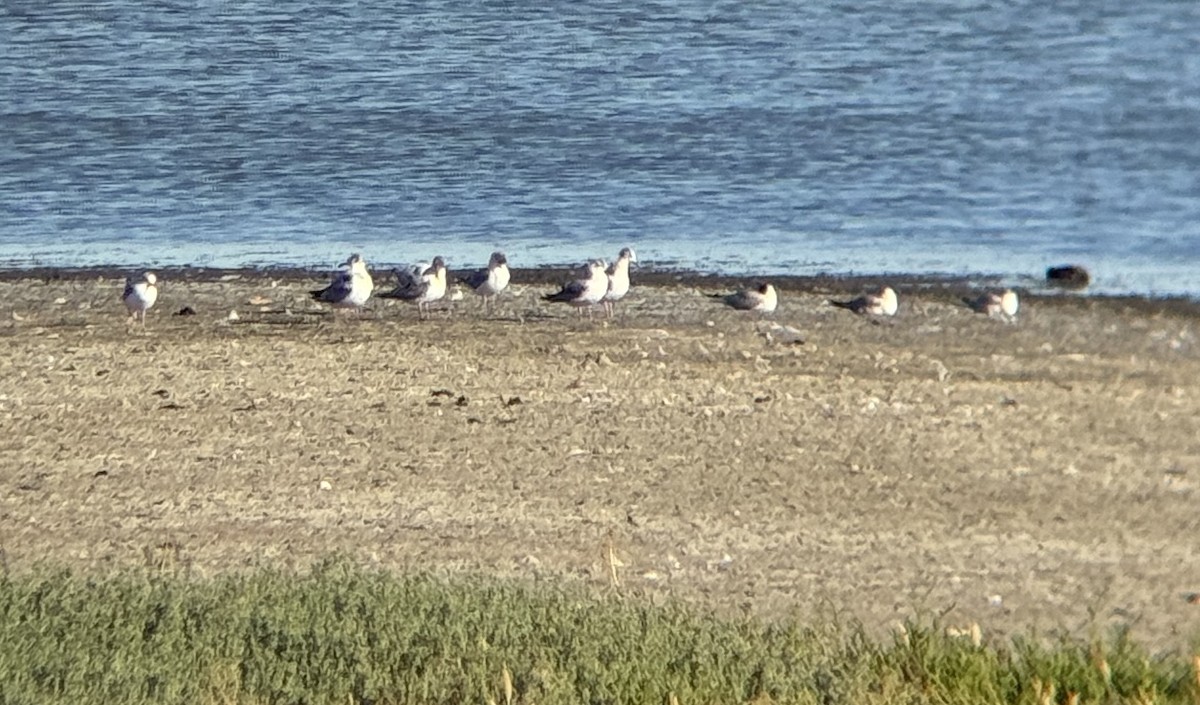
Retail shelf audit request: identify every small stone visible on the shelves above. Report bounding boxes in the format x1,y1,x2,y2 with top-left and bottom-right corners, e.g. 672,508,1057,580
318,480,333,491
1046,264,1090,289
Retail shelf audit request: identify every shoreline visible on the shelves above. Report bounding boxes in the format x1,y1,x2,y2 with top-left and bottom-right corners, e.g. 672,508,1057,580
3,263,1199,317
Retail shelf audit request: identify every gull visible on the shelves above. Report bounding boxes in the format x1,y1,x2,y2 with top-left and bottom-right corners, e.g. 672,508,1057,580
602,247,637,318
380,256,448,319
830,286,898,317
713,282,778,313
543,259,608,318
310,253,374,314
965,288,1019,321
459,251,510,313
122,272,159,326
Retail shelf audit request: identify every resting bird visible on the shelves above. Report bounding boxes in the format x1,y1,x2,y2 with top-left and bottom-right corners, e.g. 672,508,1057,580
830,286,898,317
713,282,778,313
459,251,510,313
965,288,1019,320
380,256,448,319
543,259,608,317
122,272,159,326
602,247,637,318
310,253,374,314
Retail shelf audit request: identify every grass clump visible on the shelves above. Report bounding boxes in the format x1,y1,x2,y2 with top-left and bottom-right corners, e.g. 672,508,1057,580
0,558,1194,704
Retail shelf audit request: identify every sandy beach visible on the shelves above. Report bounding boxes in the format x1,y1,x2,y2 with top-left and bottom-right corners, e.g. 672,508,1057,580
0,270,1197,650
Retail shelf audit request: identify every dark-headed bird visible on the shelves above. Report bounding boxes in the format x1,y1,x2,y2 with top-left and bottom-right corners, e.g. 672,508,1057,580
459,251,510,313
310,253,374,314
964,288,1019,321
122,272,159,326
713,282,778,313
830,286,898,317
602,247,637,318
544,259,608,317
380,256,448,319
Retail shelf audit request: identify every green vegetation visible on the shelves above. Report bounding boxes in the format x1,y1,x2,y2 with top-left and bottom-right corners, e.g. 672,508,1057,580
0,559,1194,704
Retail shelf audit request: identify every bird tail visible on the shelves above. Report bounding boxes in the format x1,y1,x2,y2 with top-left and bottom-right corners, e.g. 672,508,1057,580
829,298,853,310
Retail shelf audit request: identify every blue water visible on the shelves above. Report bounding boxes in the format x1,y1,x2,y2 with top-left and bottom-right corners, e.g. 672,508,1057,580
2,1,1199,296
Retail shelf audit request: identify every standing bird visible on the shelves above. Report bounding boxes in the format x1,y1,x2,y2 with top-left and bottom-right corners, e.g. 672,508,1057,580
122,272,159,326
713,282,778,313
830,286,898,317
543,259,608,317
381,256,448,319
459,251,510,313
602,247,637,318
965,288,1019,321
310,253,374,314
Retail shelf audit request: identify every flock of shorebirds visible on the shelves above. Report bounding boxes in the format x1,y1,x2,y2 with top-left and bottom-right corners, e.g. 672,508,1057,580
119,248,1021,326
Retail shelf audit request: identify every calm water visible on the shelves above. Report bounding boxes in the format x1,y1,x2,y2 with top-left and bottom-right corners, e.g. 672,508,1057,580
2,1,1198,296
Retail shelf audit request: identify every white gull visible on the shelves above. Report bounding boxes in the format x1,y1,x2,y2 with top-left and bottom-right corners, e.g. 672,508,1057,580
122,272,159,326
965,288,1019,321
830,286,898,317
602,247,637,319
459,251,510,313
310,253,374,313
543,259,608,318
714,282,778,313
381,256,448,319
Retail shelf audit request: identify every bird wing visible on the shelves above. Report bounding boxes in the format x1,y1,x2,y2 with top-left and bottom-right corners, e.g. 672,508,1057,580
723,289,758,310
964,294,990,313
311,270,353,303
544,278,587,303
461,267,489,290
381,268,429,300
396,266,419,288
830,295,868,313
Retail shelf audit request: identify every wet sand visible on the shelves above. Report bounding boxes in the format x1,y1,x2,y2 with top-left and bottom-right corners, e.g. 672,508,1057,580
0,271,1197,650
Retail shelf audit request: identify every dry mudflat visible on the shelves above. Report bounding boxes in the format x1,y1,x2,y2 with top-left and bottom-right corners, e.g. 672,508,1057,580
0,271,1198,650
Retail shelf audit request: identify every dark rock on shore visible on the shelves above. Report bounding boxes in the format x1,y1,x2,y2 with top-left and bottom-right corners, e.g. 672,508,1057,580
1046,265,1090,289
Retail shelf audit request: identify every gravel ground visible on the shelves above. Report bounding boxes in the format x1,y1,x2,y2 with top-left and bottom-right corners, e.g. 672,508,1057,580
0,271,1197,650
